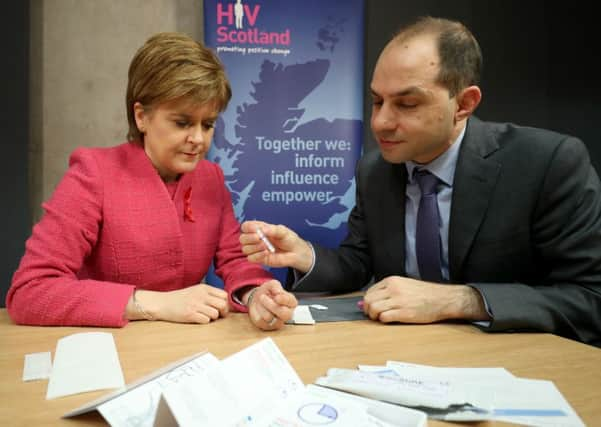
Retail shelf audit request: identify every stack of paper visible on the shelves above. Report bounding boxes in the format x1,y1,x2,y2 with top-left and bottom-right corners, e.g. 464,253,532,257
315,361,585,426
66,339,427,427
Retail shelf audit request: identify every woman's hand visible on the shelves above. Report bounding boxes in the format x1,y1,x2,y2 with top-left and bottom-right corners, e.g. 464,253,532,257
244,280,298,330
127,284,229,324
239,220,313,273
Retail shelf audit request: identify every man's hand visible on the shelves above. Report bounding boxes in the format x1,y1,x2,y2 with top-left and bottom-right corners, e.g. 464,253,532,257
362,276,491,323
240,220,313,273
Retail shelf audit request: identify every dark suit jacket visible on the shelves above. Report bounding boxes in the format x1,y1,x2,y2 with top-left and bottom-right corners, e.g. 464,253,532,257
293,116,601,346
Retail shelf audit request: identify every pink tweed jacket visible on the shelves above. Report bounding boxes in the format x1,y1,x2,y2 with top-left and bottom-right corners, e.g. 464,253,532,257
7,142,273,327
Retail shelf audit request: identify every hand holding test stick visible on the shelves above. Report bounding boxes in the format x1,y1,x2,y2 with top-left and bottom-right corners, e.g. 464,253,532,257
256,226,276,253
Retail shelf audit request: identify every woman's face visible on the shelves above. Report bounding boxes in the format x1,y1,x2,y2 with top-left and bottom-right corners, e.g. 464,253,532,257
134,99,218,182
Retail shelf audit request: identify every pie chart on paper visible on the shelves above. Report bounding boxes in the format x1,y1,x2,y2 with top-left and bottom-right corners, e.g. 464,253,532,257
297,402,338,424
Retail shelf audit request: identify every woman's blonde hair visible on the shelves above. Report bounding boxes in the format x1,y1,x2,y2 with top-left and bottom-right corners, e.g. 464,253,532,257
126,32,231,142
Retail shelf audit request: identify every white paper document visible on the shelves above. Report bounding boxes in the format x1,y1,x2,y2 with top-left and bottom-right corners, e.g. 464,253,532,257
46,332,125,399
256,384,427,427
152,338,430,427
23,351,52,381
93,352,219,426
386,361,516,381
157,364,245,426
158,337,304,426
385,363,584,425
318,361,585,426
62,339,583,427
219,337,305,419
316,367,491,411
291,305,316,324
488,378,585,427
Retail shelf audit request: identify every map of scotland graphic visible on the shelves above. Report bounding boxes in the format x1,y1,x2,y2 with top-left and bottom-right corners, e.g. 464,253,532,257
210,57,361,246
204,0,364,282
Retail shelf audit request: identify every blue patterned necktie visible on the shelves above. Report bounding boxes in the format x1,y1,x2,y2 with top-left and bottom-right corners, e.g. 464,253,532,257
415,170,443,282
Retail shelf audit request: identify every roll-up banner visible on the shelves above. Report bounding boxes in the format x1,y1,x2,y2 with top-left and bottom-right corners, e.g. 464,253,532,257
204,0,365,283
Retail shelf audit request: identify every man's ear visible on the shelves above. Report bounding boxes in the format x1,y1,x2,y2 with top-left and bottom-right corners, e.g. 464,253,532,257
455,85,482,121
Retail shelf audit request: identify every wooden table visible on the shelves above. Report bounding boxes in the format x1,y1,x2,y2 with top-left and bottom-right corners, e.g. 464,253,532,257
1,309,600,426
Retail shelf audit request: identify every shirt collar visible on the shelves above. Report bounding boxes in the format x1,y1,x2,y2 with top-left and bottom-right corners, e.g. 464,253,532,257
406,124,466,187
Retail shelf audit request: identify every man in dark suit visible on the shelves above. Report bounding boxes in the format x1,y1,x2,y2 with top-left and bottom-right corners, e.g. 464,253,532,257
240,17,601,346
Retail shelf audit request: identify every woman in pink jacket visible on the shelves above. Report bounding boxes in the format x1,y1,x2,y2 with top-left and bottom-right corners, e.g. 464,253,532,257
7,32,297,329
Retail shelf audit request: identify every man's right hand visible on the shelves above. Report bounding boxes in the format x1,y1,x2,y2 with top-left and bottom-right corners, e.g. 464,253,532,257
239,220,313,273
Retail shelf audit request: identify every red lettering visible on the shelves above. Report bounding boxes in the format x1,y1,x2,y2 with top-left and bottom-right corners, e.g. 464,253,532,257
244,4,260,26
216,26,228,42
216,26,291,45
216,3,233,25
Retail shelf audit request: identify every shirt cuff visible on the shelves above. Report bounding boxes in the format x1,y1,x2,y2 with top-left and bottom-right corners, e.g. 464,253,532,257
469,284,493,328
290,243,316,290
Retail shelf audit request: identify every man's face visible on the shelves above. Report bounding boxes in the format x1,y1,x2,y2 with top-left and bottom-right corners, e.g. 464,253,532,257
370,35,459,164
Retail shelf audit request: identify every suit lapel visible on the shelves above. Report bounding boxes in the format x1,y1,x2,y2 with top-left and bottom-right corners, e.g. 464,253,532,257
449,117,501,279
381,162,407,275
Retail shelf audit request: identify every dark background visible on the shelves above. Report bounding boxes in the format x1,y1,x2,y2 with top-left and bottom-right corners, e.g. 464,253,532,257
362,0,600,162
2,2,30,307
1,1,599,306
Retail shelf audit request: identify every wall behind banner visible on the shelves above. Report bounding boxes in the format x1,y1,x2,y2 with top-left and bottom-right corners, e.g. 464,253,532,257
1,0,204,307
1,0,599,305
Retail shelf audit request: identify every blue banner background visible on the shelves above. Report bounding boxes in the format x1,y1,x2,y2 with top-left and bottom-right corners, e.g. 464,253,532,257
204,0,365,283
